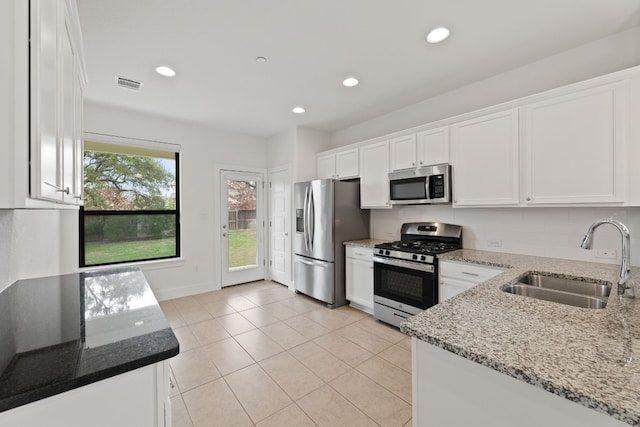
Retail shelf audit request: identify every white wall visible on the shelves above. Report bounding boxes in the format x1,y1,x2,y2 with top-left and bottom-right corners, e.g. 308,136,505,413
0,209,74,293
267,128,295,168
371,205,640,266
326,26,640,268
293,127,331,182
75,102,269,300
330,26,640,148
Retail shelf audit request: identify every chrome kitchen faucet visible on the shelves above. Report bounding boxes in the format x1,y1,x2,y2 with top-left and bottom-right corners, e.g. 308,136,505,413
580,218,632,298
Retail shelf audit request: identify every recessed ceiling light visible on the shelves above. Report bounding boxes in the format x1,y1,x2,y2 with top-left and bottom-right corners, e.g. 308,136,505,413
155,66,176,77
426,27,450,44
256,56,267,63
292,106,305,114
342,77,359,87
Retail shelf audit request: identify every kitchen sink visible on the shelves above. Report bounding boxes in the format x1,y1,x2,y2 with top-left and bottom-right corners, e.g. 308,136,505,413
503,273,611,309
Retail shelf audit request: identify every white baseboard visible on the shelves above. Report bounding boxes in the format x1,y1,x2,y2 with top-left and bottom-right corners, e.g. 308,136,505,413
152,280,219,301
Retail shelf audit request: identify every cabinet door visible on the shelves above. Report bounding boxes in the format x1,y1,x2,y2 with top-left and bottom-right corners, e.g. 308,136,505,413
451,109,519,206
360,140,391,208
336,148,359,179
30,0,63,202
438,277,473,303
72,58,84,205
345,254,374,313
389,134,417,171
523,82,625,205
61,14,76,204
317,153,336,179
417,127,449,166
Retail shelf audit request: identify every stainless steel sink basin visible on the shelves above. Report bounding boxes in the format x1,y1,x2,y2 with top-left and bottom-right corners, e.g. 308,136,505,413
503,273,611,309
518,274,611,297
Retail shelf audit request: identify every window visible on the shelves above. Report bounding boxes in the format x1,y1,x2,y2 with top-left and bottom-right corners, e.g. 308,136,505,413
79,138,180,267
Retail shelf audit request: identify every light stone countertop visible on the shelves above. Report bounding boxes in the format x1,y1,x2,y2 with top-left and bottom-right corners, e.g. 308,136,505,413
401,249,640,426
343,239,389,248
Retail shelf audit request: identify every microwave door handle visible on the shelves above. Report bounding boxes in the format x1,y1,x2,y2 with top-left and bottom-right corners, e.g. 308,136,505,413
425,175,431,200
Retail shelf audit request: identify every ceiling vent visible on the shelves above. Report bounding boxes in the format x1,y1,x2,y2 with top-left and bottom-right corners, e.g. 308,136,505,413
115,76,143,91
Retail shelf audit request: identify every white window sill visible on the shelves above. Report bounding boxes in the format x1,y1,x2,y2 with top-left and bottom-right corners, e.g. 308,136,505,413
80,257,185,273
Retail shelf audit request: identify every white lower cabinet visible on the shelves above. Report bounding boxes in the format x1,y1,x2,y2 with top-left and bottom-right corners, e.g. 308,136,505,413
439,260,503,303
0,361,172,427
345,246,374,314
413,339,627,427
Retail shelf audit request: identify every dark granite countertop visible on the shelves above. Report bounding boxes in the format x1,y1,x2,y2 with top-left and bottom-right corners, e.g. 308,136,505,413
0,267,179,412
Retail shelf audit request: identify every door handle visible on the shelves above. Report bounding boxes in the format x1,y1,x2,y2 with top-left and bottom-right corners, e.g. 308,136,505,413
308,188,315,249
297,258,328,267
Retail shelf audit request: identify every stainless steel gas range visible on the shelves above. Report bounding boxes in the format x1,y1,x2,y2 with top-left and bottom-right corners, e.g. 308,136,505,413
373,222,462,328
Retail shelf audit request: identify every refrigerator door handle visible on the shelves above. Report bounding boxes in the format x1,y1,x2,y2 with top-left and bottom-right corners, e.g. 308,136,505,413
303,186,310,252
308,187,315,250
296,257,329,267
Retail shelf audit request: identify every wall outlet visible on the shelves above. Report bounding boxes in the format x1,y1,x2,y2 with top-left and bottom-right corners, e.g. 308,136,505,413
595,249,617,259
193,264,199,273
487,239,502,248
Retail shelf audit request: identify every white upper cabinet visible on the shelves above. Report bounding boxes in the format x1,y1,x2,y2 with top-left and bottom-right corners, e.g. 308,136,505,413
389,134,417,171
28,0,86,206
360,140,391,208
335,148,359,179
316,148,359,180
417,127,449,167
451,109,520,206
522,82,625,205
389,127,449,172
316,153,336,180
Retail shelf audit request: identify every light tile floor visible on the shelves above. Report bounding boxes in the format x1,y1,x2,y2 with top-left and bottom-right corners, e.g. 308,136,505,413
160,280,413,427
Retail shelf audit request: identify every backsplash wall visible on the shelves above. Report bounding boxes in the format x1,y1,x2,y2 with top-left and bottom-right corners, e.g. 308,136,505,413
371,206,640,266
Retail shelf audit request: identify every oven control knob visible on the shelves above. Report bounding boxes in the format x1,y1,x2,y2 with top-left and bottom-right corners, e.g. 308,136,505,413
385,250,390,255
378,249,384,255
420,255,426,261
412,254,418,260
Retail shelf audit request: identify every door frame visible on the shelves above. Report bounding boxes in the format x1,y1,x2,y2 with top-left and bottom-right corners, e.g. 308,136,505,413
267,164,293,289
214,164,268,288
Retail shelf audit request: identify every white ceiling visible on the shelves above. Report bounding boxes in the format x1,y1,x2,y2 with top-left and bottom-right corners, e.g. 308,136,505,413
77,0,640,138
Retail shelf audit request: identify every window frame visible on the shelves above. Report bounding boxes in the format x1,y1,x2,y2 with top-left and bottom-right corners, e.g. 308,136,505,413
79,135,181,268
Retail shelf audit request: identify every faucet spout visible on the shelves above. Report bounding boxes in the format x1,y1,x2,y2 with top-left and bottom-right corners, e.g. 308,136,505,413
580,218,632,297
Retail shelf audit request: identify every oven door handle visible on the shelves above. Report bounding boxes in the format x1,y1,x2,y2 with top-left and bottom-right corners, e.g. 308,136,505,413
373,256,435,273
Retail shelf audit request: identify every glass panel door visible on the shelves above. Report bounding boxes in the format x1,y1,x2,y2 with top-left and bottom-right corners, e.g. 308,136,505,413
220,170,265,286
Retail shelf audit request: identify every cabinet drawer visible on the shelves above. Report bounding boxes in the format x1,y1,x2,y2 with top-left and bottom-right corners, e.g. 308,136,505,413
439,261,504,283
346,246,373,262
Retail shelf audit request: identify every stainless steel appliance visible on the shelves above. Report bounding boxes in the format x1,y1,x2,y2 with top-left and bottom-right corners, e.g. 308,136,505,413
294,179,370,307
388,164,451,205
373,222,462,327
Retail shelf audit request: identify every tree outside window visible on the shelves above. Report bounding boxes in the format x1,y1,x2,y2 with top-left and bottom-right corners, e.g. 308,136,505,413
80,144,180,267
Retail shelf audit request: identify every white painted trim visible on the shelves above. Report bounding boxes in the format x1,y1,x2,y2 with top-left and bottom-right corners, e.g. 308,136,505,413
267,164,293,289
153,280,217,301
213,163,269,288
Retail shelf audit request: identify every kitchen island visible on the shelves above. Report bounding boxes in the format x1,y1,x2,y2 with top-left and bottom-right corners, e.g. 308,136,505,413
401,249,640,427
0,268,179,427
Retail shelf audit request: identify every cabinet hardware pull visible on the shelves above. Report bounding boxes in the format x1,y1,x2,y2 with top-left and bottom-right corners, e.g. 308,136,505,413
526,197,531,201
44,182,70,194
461,271,480,276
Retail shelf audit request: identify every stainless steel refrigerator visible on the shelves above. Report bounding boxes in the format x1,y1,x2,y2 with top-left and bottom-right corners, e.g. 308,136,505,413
294,179,370,307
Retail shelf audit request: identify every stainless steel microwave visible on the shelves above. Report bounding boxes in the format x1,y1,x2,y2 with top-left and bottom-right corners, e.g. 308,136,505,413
388,164,452,205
